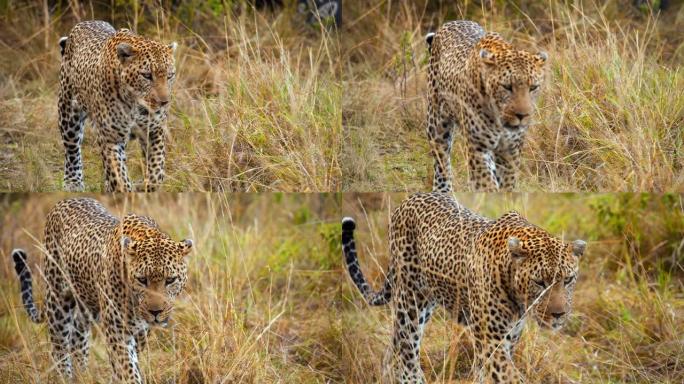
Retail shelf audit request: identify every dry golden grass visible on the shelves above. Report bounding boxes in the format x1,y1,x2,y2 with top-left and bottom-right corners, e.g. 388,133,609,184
341,0,684,192
1,1,683,383
338,193,684,383
0,2,341,192
0,193,343,383
1,193,682,383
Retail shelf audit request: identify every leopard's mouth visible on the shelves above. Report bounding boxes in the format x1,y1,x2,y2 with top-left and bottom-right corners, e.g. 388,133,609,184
145,315,170,327
503,122,524,130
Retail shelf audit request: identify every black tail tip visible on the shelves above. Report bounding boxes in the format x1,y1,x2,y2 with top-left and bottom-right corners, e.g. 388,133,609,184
341,217,356,231
58,37,67,55
12,249,27,272
425,32,435,47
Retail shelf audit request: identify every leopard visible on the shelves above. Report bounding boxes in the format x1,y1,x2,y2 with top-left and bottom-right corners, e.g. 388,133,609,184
58,20,177,192
425,20,548,192
341,192,585,383
12,197,193,383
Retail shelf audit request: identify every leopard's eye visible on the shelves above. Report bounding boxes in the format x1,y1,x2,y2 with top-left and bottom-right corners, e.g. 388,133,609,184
137,276,148,286
165,276,177,285
503,84,513,92
530,84,539,91
533,279,546,288
167,72,175,80
141,72,153,80
564,275,576,286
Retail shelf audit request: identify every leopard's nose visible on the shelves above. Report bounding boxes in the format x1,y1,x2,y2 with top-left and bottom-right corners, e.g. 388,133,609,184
149,309,163,318
515,112,529,120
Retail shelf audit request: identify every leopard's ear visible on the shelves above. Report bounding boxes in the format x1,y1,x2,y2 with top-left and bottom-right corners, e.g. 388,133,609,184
479,49,497,66
508,237,525,258
116,43,135,64
168,42,178,53
179,239,193,257
572,240,586,258
121,236,137,255
535,51,548,65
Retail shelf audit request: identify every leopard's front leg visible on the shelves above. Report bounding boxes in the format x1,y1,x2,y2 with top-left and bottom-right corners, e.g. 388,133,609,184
466,144,499,192
471,308,524,383
463,112,501,192
494,129,526,191
467,287,526,383
135,120,166,192
132,321,150,355
474,337,524,384
102,303,144,383
98,134,132,192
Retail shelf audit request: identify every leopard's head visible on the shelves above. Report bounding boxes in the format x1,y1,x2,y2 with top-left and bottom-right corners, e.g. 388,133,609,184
476,33,547,130
502,216,585,330
479,211,584,330
111,29,177,114
121,214,192,326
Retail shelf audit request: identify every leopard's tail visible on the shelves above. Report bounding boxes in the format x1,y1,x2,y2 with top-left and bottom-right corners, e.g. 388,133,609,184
12,249,44,323
425,32,435,50
341,217,392,306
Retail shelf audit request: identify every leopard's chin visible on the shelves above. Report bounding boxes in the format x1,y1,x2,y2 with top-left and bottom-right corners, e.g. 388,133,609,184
535,316,565,331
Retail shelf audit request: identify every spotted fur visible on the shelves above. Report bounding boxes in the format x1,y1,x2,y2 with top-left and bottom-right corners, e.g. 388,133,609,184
426,21,547,192
58,21,177,192
12,198,193,383
342,193,585,383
